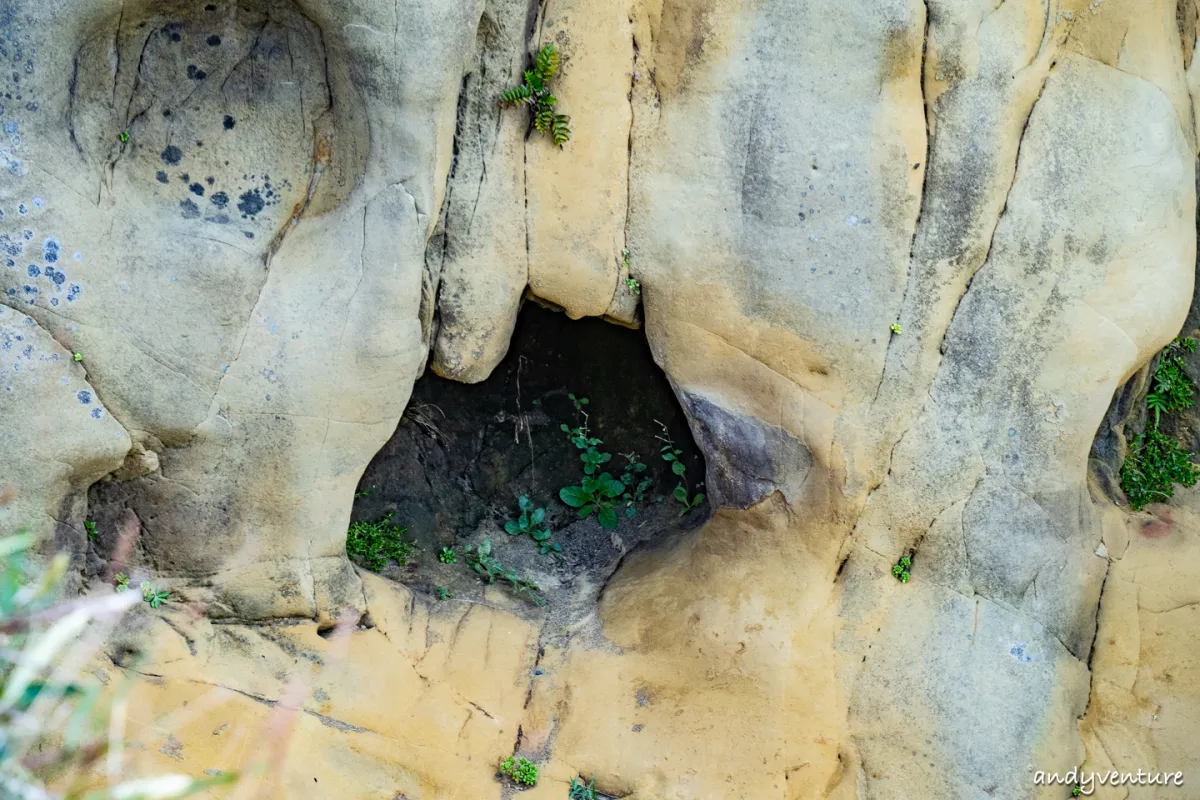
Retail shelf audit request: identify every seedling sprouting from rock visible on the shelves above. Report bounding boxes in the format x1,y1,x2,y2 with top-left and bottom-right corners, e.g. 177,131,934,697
892,552,913,583
656,421,705,516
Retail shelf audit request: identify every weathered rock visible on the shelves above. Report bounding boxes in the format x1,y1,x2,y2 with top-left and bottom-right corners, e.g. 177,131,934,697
5,0,1200,796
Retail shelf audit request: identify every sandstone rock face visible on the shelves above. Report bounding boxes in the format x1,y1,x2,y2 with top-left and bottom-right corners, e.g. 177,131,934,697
5,0,1200,797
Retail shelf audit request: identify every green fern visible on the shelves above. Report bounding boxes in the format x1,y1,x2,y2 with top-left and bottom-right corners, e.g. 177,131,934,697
500,84,533,107
500,43,572,147
536,44,559,81
552,114,571,147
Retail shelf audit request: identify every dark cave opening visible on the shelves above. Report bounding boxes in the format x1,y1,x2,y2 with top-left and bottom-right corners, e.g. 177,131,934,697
351,301,709,606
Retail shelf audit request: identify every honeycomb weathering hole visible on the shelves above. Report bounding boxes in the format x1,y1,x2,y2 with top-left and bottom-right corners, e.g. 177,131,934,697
351,302,711,610
71,0,347,243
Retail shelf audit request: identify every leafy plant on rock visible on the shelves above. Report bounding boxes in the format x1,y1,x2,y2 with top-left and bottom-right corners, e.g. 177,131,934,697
1121,337,1200,510
346,513,415,572
891,553,913,584
619,452,652,518
505,496,561,556
141,582,170,608
464,539,546,606
84,520,97,541
560,473,626,530
499,755,539,786
656,421,705,516
438,546,457,565
500,43,571,147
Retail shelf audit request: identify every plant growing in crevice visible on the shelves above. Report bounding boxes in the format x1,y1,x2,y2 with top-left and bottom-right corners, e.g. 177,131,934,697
656,421,705,516
1121,337,1200,510
438,546,457,565
619,452,652,517
346,513,415,572
500,43,571,147
114,572,130,593
436,586,455,600
84,520,97,541
505,496,561,556
464,539,546,606
891,552,913,584
499,755,539,786
569,775,599,799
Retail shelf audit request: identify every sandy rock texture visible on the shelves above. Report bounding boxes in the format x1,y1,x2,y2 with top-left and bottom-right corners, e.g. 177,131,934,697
4,0,1200,796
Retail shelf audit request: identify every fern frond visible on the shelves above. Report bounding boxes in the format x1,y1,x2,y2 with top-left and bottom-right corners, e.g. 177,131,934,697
551,114,571,147
500,84,532,106
524,70,544,94
535,107,554,132
540,93,556,108
536,44,560,81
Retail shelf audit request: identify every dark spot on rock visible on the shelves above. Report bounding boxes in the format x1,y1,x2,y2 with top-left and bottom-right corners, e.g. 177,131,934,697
162,109,172,117
156,170,169,184
52,270,65,286
196,140,203,147
77,390,91,404
206,176,215,185
170,32,181,43
207,35,221,46
206,214,230,225
43,240,59,263
237,189,264,217
205,3,216,9
181,173,190,182
161,145,182,165
91,408,103,419
26,264,38,277
210,192,229,208
180,199,201,219
243,231,254,239
189,183,205,197
223,115,235,130
186,65,207,80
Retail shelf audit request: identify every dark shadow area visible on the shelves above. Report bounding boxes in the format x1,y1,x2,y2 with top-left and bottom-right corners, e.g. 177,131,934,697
351,300,709,607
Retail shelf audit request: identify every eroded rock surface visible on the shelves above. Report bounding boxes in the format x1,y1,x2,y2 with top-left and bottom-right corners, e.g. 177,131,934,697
5,0,1200,797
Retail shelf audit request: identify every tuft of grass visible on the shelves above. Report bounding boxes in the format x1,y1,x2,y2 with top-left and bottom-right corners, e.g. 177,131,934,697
346,513,415,572
569,775,599,799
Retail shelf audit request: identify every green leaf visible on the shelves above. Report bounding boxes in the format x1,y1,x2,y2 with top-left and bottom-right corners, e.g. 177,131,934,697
519,496,533,511
662,452,675,461
691,493,705,506
604,478,625,497
532,529,550,541
531,507,545,525
519,513,529,529
504,520,521,535
673,485,688,502
672,461,687,476
578,505,595,518
561,424,570,433
560,485,589,507
626,507,636,518
597,507,619,530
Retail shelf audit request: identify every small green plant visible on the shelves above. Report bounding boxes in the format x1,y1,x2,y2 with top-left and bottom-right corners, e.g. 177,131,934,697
891,553,913,583
619,452,652,518
346,513,415,572
436,586,455,600
141,581,170,608
890,322,902,335
656,421,704,516
353,486,374,499
119,130,130,143
569,775,598,799
114,572,130,593
1121,428,1200,510
625,277,641,295
84,520,97,541
505,496,561,555
464,539,546,606
499,755,539,786
439,546,457,565
1120,337,1200,510
500,43,571,147
560,473,626,530
1071,786,1082,797
73,352,82,362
